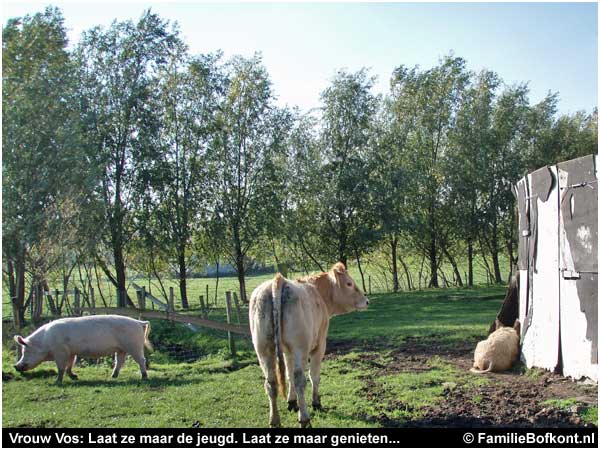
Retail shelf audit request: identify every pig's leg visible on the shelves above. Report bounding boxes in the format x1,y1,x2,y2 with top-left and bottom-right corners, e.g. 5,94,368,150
112,351,127,378
66,354,78,380
128,347,148,379
53,347,70,385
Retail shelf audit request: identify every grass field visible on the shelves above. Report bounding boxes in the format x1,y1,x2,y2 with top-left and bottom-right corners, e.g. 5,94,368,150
3,285,507,428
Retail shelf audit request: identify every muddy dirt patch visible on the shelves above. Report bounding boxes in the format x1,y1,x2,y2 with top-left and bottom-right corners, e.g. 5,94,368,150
328,337,597,428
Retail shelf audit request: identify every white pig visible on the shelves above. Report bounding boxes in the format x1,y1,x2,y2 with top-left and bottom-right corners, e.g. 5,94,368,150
13,315,152,384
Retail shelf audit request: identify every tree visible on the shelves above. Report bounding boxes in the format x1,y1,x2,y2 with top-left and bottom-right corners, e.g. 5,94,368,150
446,69,500,286
2,7,84,326
370,90,417,291
391,56,469,288
314,68,379,268
75,10,181,306
210,54,290,302
147,51,224,308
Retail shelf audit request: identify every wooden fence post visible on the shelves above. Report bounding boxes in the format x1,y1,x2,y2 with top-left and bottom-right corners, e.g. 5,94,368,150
199,295,208,319
205,284,210,307
169,287,175,312
232,292,242,325
225,292,236,357
140,286,146,310
74,288,81,316
90,287,96,313
136,289,142,310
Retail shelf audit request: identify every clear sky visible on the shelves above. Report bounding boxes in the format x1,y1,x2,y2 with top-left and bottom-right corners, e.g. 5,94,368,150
2,1,598,115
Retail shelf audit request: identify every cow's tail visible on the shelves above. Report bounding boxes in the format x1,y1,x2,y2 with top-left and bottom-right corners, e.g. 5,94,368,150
142,321,153,352
272,273,287,397
470,361,493,374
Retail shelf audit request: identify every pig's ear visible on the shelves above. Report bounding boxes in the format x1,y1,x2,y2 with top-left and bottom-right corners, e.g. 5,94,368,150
513,319,521,335
14,335,28,347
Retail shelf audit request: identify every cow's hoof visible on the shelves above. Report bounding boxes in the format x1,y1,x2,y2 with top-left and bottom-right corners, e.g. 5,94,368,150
68,373,78,380
299,419,312,428
141,373,148,380
111,373,119,379
287,400,299,412
312,402,323,411
269,421,281,428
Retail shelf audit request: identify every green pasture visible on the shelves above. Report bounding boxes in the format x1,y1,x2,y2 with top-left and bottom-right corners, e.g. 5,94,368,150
2,284,508,428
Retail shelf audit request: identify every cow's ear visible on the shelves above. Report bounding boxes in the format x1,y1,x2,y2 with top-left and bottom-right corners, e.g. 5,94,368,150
14,335,28,347
332,262,346,274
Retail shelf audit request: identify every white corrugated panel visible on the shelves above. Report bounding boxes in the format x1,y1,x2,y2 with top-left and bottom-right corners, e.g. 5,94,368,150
520,168,561,372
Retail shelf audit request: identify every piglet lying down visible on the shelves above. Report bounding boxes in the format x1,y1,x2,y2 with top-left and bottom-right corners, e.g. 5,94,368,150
471,319,521,374
14,315,152,384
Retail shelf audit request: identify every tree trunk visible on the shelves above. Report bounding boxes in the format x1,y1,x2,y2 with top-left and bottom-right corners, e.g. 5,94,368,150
113,241,127,307
234,251,247,304
441,244,463,287
178,247,189,309
418,255,425,290
14,248,26,328
390,236,399,292
236,262,247,305
338,217,348,267
428,243,439,288
428,201,439,288
7,259,16,300
491,220,503,284
97,254,135,308
467,239,474,287
214,260,220,306
355,249,367,293
398,253,413,291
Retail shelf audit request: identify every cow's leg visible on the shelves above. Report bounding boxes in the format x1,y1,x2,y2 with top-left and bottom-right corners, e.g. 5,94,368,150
66,354,78,380
284,352,298,412
112,351,127,378
260,355,281,427
309,343,326,410
293,351,310,427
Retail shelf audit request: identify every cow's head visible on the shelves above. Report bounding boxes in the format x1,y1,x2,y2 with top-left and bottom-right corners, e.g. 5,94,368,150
329,262,369,313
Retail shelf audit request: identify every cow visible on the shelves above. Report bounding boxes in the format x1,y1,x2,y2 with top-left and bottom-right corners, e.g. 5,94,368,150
471,319,521,374
13,315,152,385
249,262,369,427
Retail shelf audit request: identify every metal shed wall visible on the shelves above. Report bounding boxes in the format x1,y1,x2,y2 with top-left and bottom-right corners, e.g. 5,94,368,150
517,155,598,382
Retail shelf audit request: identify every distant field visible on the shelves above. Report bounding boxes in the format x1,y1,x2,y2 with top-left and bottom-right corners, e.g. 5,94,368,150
1,254,508,321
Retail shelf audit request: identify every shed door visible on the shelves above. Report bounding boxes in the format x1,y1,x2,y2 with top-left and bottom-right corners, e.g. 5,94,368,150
558,155,598,381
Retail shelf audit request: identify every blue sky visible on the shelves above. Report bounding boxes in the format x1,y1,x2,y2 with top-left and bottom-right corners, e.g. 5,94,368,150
2,1,597,115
